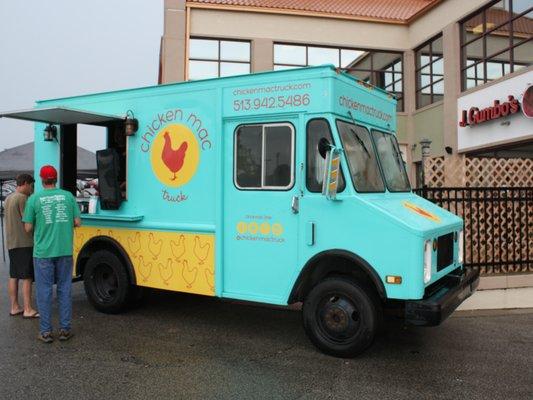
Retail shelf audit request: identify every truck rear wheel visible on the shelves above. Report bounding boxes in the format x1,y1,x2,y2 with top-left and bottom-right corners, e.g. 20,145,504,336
303,277,380,357
83,249,136,314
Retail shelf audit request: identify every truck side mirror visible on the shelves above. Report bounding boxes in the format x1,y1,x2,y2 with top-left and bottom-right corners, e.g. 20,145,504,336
318,137,331,159
321,146,342,201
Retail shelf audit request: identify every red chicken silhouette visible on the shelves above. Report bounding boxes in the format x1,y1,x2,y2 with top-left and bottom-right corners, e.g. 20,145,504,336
162,131,188,180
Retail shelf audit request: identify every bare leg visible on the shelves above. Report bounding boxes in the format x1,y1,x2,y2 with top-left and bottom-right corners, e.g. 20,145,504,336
21,279,38,316
8,278,22,314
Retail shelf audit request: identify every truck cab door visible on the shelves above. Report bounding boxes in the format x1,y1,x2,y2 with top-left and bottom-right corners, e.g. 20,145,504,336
222,120,299,304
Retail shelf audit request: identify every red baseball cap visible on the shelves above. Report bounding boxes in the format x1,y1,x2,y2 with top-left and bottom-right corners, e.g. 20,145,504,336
39,165,57,180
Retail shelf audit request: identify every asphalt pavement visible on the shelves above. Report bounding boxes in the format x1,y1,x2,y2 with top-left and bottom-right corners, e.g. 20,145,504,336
0,256,532,400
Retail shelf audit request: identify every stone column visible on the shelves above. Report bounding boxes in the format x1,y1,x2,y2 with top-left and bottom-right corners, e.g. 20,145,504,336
161,0,186,83
402,49,417,185
442,22,465,186
252,39,274,73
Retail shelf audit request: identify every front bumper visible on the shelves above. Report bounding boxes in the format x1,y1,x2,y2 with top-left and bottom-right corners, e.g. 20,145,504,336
405,267,480,326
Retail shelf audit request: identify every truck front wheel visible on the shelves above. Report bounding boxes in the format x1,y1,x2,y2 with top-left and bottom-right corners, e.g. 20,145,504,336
83,249,135,314
303,277,380,357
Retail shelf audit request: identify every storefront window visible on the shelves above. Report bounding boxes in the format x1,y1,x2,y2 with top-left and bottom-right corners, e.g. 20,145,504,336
460,0,532,91
274,44,404,111
415,34,444,108
189,38,250,80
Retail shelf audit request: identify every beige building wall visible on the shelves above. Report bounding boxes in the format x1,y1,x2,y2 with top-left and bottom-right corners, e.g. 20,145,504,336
401,48,416,181
396,115,408,144
189,9,409,50
162,0,187,83
413,103,445,162
409,0,489,47
252,38,273,72
161,0,525,177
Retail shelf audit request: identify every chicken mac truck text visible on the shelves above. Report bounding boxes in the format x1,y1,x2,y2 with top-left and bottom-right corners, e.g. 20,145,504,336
0,66,479,357
140,110,213,152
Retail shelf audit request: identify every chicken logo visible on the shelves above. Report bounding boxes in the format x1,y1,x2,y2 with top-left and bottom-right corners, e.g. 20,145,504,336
163,132,188,180
150,124,200,187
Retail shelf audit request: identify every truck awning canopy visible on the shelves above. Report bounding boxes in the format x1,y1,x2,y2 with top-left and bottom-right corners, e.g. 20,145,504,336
0,107,124,125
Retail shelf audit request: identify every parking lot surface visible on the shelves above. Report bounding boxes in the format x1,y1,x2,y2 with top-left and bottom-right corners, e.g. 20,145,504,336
0,261,532,400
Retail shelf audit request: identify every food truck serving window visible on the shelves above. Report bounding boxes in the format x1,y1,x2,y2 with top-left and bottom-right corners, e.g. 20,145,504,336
306,118,345,193
71,122,128,210
234,123,294,190
372,130,411,192
336,120,385,193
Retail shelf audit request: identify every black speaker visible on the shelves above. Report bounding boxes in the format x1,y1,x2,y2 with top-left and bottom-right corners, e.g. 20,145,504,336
96,148,122,210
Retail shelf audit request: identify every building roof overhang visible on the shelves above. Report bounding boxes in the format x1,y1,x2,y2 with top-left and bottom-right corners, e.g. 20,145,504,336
186,0,442,25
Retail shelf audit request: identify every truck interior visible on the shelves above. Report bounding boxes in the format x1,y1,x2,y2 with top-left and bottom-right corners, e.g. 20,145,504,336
0,107,128,209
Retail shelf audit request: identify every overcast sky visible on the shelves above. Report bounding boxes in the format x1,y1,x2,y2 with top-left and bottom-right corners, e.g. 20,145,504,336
0,0,163,152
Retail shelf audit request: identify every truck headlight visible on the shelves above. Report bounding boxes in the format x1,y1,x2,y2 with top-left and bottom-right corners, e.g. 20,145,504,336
458,230,464,264
424,240,432,284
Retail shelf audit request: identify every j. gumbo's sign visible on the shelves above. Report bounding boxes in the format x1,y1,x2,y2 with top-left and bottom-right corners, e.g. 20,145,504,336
459,95,520,127
459,84,533,127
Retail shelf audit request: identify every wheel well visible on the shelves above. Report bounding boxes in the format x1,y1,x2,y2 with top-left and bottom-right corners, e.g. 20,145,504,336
76,237,136,285
288,250,386,304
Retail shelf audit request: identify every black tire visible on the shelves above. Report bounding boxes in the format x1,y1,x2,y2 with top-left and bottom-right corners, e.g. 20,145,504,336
303,277,380,358
83,249,135,314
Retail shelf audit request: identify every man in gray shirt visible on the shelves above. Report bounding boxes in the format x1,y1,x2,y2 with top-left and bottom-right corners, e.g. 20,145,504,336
5,174,39,318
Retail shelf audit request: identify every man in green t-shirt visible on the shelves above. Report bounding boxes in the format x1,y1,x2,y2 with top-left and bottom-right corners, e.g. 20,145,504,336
23,165,81,343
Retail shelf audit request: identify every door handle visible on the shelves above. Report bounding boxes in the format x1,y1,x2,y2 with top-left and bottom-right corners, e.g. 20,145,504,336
291,196,299,214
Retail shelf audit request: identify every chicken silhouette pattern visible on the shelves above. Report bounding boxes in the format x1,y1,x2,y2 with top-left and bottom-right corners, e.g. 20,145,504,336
74,226,214,296
170,235,186,261
127,232,141,257
159,259,174,285
181,260,198,289
148,233,163,260
137,255,152,283
193,236,210,265
162,131,188,180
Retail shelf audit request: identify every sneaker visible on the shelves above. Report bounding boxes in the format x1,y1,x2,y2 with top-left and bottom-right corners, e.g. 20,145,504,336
38,332,54,344
58,329,73,341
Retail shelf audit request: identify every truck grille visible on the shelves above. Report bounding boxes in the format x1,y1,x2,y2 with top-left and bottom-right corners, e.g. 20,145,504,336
437,233,454,271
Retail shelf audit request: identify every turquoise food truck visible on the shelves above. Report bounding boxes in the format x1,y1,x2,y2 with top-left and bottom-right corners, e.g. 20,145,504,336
1,66,479,357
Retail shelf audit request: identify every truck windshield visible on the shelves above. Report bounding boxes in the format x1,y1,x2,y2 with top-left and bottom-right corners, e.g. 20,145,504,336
372,130,411,192
336,120,384,192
